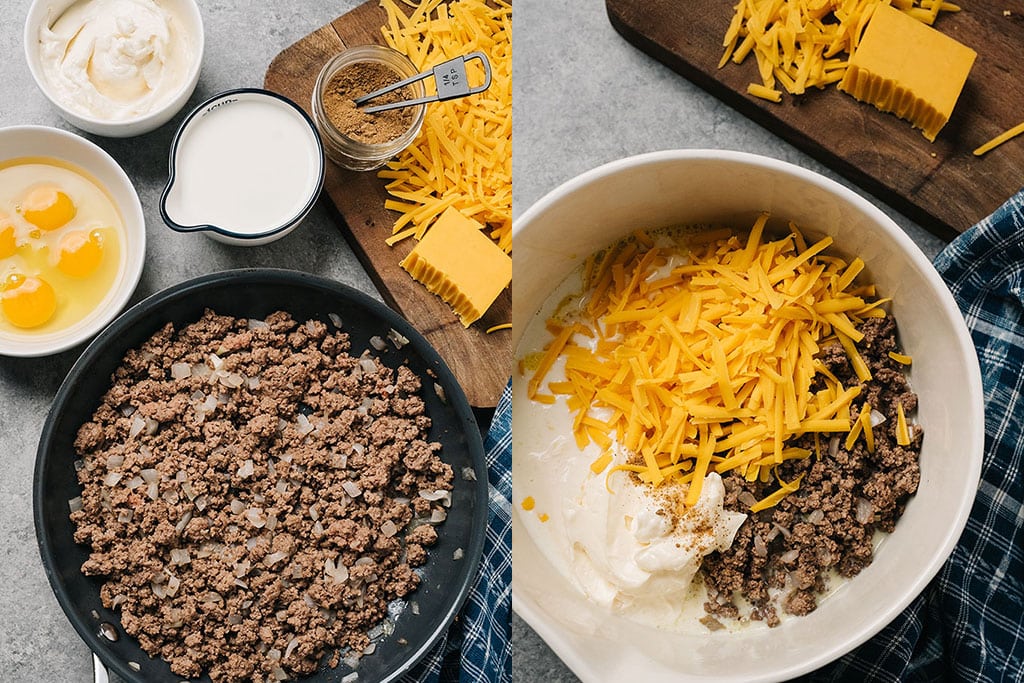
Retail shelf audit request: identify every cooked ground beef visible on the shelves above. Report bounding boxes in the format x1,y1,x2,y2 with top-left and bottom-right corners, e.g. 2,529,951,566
701,316,922,627
70,310,453,682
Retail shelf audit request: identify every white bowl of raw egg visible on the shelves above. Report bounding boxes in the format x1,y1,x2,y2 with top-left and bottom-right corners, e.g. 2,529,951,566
0,125,145,356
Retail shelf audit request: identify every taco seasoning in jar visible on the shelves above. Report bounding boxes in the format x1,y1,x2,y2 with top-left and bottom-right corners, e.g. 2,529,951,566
312,45,426,171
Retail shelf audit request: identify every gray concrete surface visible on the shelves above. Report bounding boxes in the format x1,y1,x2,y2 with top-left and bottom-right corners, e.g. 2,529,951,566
0,2,375,681
511,1,948,682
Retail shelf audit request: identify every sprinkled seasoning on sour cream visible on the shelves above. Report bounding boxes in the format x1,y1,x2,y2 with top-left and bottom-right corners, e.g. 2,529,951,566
38,0,196,120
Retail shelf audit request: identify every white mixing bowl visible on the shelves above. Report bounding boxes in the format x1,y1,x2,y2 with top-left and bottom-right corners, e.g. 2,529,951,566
512,150,984,682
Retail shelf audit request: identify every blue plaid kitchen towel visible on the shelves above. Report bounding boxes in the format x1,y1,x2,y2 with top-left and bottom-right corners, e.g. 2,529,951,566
803,190,1024,682
402,382,512,683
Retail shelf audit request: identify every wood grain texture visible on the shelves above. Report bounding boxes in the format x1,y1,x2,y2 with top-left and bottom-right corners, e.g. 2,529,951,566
265,0,511,408
606,0,1024,238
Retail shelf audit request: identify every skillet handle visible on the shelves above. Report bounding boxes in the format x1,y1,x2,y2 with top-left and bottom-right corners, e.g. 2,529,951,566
93,654,109,683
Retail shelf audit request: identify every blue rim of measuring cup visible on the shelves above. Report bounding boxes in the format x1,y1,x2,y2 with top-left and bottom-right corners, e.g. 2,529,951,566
159,88,326,242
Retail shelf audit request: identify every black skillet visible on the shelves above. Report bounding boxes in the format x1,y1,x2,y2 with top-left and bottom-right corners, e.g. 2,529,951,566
34,269,489,683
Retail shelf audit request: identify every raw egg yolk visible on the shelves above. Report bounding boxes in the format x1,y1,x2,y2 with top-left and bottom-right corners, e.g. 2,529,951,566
57,229,105,278
2,273,57,328
20,185,76,231
0,221,15,259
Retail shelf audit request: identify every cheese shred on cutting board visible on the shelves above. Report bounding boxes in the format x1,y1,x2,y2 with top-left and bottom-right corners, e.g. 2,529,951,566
721,0,964,111
378,0,512,253
527,217,901,509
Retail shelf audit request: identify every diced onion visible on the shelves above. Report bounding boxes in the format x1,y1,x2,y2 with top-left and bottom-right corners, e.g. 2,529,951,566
870,409,887,427
387,328,410,348
855,497,874,524
284,637,300,661
170,362,191,379
245,508,267,528
264,551,287,567
369,336,387,351
175,511,193,534
170,548,191,565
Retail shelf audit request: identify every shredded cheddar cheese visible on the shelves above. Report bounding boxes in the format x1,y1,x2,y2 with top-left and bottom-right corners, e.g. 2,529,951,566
378,0,512,252
974,120,1024,156
896,401,912,446
528,216,897,510
860,401,876,453
721,0,961,103
888,351,912,365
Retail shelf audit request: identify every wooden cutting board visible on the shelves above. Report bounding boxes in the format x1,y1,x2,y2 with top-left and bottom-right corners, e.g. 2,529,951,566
607,0,1024,239
265,0,510,409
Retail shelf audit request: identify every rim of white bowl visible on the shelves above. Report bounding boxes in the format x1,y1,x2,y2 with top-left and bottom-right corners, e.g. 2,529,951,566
0,125,146,357
511,148,985,683
22,0,205,132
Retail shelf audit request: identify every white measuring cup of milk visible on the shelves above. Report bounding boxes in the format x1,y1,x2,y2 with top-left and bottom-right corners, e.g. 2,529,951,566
160,89,325,246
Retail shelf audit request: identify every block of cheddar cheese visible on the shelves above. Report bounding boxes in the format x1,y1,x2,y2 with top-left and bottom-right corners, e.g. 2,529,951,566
400,207,511,327
838,4,976,141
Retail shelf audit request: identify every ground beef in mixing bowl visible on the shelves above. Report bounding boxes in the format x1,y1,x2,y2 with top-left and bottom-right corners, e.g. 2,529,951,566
701,316,921,627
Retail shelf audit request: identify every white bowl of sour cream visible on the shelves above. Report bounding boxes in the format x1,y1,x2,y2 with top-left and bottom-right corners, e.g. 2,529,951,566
24,0,204,138
512,150,985,682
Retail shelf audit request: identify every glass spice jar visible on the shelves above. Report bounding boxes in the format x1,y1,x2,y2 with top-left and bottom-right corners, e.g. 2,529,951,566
312,45,426,172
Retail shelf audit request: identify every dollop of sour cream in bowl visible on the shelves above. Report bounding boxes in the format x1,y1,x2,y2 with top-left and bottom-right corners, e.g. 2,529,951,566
567,468,745,626
25,0,204,137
